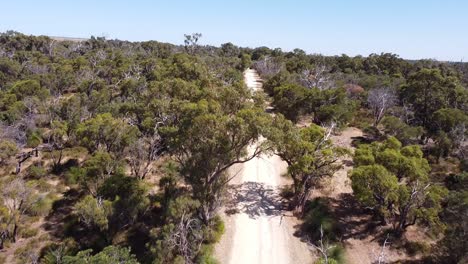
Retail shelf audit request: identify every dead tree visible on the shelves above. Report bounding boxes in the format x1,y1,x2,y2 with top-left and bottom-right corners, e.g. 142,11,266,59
127,132,164,180
168,213,204,264
300,65,334,90
310,225,335,264
372,233,390,264
367,87,397,127
253,56,282,77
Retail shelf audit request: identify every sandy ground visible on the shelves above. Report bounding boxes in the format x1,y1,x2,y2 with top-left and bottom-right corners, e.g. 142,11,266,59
325,127,363,197
214,69,313,264
243,69,262,92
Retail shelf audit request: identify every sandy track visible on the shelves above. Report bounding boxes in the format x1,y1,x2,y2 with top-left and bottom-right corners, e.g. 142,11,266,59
215,69,313,264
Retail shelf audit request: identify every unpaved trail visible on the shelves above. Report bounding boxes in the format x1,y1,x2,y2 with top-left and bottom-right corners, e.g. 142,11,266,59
215,69,313,264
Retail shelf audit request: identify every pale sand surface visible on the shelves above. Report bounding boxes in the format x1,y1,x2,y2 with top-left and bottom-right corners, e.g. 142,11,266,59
215,69,313,264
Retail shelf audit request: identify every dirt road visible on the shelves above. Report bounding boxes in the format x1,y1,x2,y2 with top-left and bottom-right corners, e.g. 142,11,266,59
215,69,313,264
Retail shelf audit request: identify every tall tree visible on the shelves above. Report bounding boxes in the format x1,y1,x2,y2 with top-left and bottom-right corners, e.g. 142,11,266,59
271,117,347,215
164,100,271,223
351,137,447,234
400,68,465,131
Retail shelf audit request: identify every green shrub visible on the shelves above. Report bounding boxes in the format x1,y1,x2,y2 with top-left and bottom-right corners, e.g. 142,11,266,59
205,215,225,243
26,130,42,148
19,227,38,238
0,139,18,165
29,193,57,216
26,165,46,179
196,244,219,264
65,166,86,185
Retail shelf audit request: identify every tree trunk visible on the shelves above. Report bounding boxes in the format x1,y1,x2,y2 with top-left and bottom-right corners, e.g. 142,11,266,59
12,223,18,243
293,186,311,217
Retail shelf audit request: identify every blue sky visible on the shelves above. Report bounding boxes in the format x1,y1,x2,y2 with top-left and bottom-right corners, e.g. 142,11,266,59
1,0,467,61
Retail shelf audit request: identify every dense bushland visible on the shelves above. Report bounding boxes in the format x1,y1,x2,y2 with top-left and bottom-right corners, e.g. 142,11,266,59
0,31,466,263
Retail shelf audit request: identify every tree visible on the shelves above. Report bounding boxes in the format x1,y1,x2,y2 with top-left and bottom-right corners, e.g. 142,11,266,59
76,113,138,155
0,204,10,249
63,245,139,264
351,137,447,234
432,108,467,157
220,42,239,57
299,65,333,90
381,116,424,145
273,84,308,122
0,139,18,166
367,87,397,126
400,68,464,131
74,195,112,231
9,80,50,101
47,120,69,169
271,118,347,215
1,178,39,243
127,125,164,180
434,173,468,263
164,100,271,223
308,87,355,125
97,173,149,226
184,33,202,55
311,226,341,264
239,53,252,70
353,164,403,227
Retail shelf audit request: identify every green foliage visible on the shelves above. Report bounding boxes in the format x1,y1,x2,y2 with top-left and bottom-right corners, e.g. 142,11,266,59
263,71,292,95
240,53,252,69
77,151,124,195
39,239,79,264
401,68,465,130
98,173,149,225
271,83,355,125
351,165,398,218
19,227,38,239
164,98,271,222
350,137,447,233
26,130,42,148
196,244,219,264
76,113,139,154
74,195,113,231
273,84,308,122
65,166,86,185
433,108,468,133
434,174,468,263
271,117,348,214
9,79,49,101
62,245,139,264
204,215,225,244
314,245,345,264
0,139,17,165
0,30,466,264
381,116,424,145
29,192,57,216
26,165,47,179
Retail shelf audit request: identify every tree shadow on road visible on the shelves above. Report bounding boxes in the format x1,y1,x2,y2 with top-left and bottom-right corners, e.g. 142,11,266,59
224,182,289,219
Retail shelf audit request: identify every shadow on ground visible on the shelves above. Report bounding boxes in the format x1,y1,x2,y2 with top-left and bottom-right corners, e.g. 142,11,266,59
224,181,289,219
